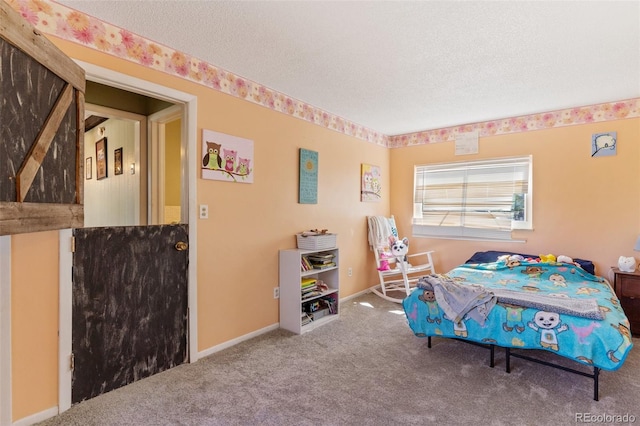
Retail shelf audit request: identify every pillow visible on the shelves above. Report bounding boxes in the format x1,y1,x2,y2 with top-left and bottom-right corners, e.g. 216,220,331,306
465,250,595,275
388,216,399,238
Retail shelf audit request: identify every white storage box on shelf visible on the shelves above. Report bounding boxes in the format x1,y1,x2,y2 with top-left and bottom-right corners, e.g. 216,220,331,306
296,233,337,250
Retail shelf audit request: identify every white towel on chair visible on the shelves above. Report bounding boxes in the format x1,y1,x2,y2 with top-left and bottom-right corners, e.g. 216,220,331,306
367,216,392,250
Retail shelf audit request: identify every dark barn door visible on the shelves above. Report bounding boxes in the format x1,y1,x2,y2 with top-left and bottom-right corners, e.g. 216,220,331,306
71,224,188,404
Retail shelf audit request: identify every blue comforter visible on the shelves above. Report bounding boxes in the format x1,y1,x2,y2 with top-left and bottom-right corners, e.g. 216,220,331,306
402,260,633,371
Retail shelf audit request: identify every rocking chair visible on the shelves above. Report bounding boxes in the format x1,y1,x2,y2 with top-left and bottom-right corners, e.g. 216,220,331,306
367,215,435,303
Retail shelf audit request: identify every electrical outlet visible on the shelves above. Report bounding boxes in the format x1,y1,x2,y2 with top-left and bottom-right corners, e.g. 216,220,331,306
273,287,280,299
348,267,353,277
199,204,209,219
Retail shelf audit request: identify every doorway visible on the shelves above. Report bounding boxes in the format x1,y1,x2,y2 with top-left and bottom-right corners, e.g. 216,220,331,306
83,104,147,227
58,61,199,413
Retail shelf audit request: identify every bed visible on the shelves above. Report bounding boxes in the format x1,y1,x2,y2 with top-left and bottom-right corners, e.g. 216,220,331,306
402,251,634,400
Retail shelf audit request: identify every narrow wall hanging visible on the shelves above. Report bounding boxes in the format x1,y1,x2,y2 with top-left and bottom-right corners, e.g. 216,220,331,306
85,157,92,180
201,129,254,183
114,147,123,175
361,163,381,202
299,148,318,204
95,137,108,180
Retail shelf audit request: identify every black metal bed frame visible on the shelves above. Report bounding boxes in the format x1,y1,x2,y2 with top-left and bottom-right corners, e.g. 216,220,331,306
426,336,601,400
427,336,496,368
505,347,601,401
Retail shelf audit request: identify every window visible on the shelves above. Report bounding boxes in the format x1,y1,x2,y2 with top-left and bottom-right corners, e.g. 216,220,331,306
413,156,532,241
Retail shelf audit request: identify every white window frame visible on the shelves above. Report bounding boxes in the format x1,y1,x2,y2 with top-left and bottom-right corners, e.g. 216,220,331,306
412,155,532,241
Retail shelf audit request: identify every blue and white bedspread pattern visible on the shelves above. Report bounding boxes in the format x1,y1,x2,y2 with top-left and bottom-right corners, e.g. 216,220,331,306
402,260,633,371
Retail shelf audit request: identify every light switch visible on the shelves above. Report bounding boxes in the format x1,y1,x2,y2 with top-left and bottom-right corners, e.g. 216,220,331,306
199,204,209,219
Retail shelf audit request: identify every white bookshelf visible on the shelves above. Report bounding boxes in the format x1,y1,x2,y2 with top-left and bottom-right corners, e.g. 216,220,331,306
279,247,339,334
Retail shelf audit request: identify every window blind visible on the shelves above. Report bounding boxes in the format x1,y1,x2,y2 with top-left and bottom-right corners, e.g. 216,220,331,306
413,156,532,241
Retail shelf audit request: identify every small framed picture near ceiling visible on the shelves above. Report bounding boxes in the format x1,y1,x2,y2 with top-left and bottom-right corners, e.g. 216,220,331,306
361,163,381,202
201,129,254,183
299,148,318,204
591,131,617,157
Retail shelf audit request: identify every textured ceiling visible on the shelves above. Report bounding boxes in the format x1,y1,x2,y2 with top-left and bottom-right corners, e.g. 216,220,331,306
56,1,640,136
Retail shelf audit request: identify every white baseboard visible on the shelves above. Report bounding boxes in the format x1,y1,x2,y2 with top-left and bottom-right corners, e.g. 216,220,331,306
340,288,373,302
197,323,280,359
12,406,58,426
196,289,373,359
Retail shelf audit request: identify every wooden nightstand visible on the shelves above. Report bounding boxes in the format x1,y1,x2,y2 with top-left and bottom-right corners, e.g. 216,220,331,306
612,268,640,336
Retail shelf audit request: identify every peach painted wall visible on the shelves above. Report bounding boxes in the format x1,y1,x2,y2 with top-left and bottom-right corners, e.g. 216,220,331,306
390,118,640,276
11,231,59,421
8,36,390,420
194,97,390,345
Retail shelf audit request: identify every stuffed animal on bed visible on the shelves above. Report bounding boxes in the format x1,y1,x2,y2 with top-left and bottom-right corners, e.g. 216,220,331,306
498,254,524,269
557,254,582,270
539,254,557,263
557,255,573,264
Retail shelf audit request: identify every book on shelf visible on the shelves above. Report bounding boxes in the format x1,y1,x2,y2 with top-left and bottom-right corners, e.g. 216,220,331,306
302,278,321,297
307,252,335,261
300,256,313,271
302,284,317,293
306,252,336,269
312,262,336,270
310,260,333,267
308,255,333,263
302,291,322,300
301,277,317,287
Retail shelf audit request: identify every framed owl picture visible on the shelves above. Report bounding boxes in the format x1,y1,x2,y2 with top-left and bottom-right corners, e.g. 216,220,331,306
201,129,254,183
361,163,381,202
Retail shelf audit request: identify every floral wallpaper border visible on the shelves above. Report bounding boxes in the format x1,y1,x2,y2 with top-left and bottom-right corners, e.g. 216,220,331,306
387,98,640,148
9,0,640,148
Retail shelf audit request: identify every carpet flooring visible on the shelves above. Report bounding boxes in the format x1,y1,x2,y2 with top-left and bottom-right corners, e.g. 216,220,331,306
38,292,640,425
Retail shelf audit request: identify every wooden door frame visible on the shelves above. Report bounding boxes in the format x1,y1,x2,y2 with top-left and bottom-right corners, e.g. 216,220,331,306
149,105,183,225
58,61,199,414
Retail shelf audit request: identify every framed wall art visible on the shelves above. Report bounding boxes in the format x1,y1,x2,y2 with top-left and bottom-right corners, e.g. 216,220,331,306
361,163,381,202
591,131,617,157
95,137,107,180
299,148,318,204
201,129,254,183
85,157,92,180
114,147,123,175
